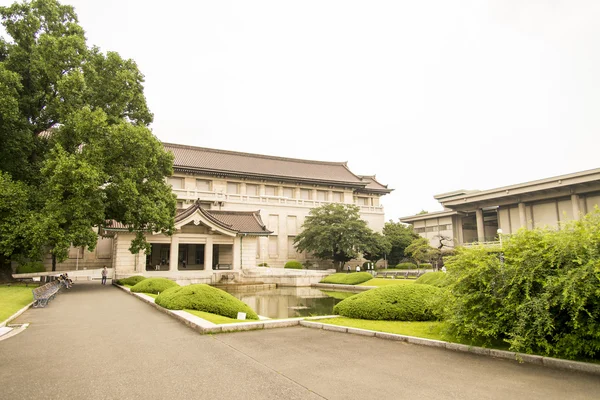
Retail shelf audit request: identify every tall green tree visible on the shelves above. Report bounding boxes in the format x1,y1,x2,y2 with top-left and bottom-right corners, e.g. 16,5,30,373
362,231,392,264
382,220,419,266
405,237,440,267
294,204,373,270
0,0,176,273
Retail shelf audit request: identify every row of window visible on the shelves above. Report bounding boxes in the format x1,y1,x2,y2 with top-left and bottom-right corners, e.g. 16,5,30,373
414,224,452,233
259,235,302,258
168,177,379,203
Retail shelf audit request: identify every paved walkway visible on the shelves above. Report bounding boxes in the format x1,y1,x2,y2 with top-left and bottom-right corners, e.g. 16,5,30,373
1,282,599,400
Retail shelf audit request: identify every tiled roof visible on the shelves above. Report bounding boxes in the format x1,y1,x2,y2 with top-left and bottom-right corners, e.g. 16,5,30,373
175,201,271,235
163,142,365,186
358,175,393,193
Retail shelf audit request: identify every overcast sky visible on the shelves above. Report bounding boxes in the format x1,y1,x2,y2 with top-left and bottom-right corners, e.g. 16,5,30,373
9,0,600,221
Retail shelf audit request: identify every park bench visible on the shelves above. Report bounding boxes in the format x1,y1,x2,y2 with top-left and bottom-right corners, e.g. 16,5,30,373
32,281,61,308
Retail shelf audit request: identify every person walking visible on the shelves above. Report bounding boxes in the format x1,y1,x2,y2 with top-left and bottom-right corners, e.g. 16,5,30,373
356,265,360,273
101,266,108,285
346,265,350,274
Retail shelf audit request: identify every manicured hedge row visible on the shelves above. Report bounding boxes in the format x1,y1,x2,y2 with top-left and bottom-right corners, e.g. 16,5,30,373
15,262,45,274
415,272,449,287
130,277,179,294
117,275,147,286
333,284,441,321
320,272,373,285
285,261,303,269
155,284,259,320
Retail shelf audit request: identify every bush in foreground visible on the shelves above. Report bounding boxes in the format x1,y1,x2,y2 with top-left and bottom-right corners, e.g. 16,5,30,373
15,262,45,274
285,261,303,269
334,284,442,321
130,277,179,294
155,284,258,320
320,272,373,285
415,272,449,288
117,275,147,286
445,210,600,360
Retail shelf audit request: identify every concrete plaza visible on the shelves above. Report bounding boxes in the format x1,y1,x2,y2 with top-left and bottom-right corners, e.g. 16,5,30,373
1,282,599,400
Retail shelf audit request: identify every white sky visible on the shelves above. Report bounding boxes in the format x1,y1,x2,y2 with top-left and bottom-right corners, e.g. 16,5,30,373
5,0,600,221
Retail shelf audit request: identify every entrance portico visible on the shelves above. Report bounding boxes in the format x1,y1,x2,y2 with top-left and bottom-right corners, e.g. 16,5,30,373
107,200,272,280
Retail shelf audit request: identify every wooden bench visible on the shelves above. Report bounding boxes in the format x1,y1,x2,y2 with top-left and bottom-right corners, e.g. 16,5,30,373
32,281,61,308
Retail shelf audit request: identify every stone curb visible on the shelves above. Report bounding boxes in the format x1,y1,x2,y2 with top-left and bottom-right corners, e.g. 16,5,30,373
113,283,333,335
298,320,600,376
0,302,34,328
312,283,372,292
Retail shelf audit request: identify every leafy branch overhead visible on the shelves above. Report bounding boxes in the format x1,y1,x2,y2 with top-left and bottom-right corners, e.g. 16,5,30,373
0,0,176,269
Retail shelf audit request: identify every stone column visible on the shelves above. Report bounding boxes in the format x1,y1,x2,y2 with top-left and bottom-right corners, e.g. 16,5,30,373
475,208,485,242
571,194,581,220
169,236,179,272
233,236,241,270
518,202,527,229
204,236,213,271
240,183,247,195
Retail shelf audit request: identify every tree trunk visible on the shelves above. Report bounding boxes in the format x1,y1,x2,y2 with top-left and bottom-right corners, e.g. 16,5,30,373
52,253,56,272
0,254,15,283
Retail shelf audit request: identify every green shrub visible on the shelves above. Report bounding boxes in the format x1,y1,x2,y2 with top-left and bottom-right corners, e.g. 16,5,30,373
155,284,258,319
333,284,442,321
130,277,179,294
419,263,432,269
117,275,147,286
320,272,373,285
284,260,303,269
257,263,269,267
396,262,416,270
15,262,45,274
445,210,600,360
415,272,449,287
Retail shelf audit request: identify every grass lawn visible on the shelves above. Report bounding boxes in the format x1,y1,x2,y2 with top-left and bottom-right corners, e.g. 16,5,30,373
0,285,36,323
184,309,246,324
318,317,490,346
358,278,416,287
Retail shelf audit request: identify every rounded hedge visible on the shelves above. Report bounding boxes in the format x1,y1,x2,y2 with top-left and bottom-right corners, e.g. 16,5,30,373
117,275,147,286
320,272,373,285
419,263,432,268
257,263,269,267
333,284,442,321
130,277,179,294
395,262,417,270
415,272,449,287
16,261,45,274
155,284,259,320
284,261,303,269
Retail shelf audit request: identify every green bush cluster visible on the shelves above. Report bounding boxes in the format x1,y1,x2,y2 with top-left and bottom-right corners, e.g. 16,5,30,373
445,210,600,360
333,284,441,321
419,263,432,268
284,260,303,269
395,262,417,270
130,277,179,294
257,263,269,267
415,272,449,288
155,284,258,320
117,275,147,286
15,261,45,274
320,272,373,285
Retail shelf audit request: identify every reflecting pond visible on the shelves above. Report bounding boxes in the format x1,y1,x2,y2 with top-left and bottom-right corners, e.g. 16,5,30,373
221,286,357,319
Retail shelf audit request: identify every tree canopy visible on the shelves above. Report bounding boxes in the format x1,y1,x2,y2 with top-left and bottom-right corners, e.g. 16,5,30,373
294,203,373,270
382,220,419,265
362,231,392,264
0,0,176,271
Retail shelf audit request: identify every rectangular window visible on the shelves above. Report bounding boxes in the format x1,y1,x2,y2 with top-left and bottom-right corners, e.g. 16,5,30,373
268,215,279,234
176,201,184,209
300,189,312,200
288,236,297,258
425,226,438,232
167,177,183,189
356,197,369,206
246,184,259,196
195,246,205,264
196,179,211,191
414,227,426,233
96,237,112,259
269,236,278,257
227,182,239,194
439,224,452,231
265,185,277,196
332,191,343,202
283,187,294,198
316,190,328,201
286,216,297,235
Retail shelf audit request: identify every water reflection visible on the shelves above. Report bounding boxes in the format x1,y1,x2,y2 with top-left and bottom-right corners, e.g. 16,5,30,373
222,286,355,319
